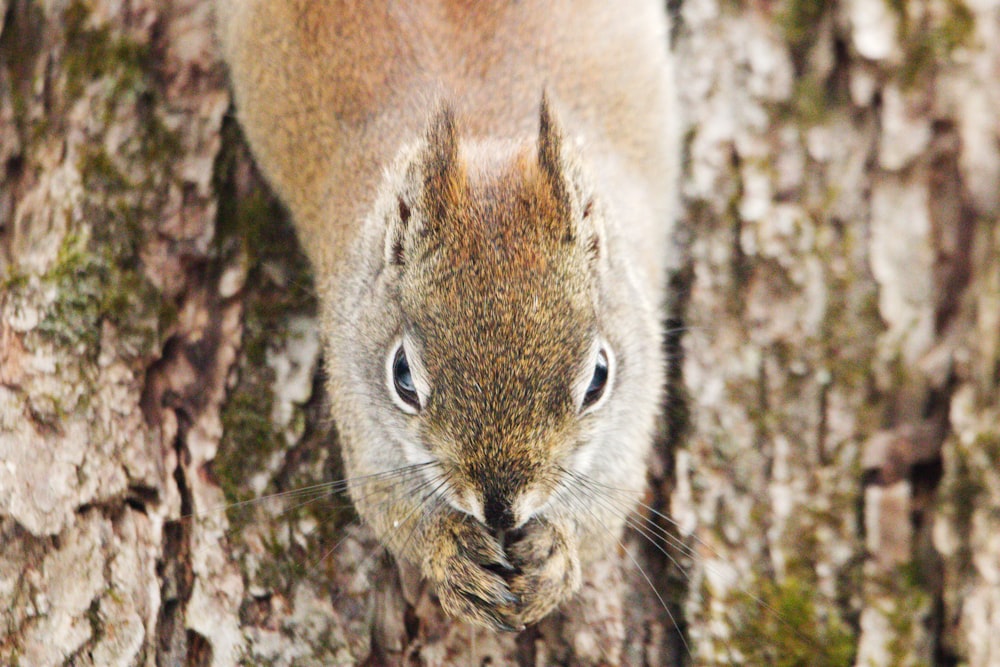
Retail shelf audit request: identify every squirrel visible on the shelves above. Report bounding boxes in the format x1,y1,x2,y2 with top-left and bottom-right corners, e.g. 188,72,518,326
213,0,679,631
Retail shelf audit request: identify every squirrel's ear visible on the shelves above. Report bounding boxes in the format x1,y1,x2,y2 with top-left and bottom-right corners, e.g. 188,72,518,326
538,94,601,260
538,92,570,221
421,105,464,231
383,107,464,267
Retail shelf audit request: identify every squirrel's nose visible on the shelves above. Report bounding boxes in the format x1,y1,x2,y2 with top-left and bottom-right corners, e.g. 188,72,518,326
483,493,516,533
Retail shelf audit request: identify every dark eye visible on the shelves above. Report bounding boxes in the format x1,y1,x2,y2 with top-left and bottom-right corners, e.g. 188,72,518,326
393,346,420,410
582,349,609,409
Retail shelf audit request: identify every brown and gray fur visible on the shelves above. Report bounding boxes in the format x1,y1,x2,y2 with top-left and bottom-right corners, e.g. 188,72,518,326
214,0,679,630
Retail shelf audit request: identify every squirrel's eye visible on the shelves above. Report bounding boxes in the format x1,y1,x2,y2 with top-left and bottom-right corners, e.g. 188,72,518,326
392,346,420,411
582,348,609,409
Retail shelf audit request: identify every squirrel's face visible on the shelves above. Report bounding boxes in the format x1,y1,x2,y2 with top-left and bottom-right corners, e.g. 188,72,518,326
336,101,656,537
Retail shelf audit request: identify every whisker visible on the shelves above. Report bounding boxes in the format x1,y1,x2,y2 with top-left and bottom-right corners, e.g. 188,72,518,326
562,470,695,557
661,323,713,336
549,482,692,660
177,461,443,597
313,472,456,610
565,469,731,562
306,468,449,582
558,468,710,570
564,467,831,657
390,471,454,561
184,461,437,521
573,484,690,578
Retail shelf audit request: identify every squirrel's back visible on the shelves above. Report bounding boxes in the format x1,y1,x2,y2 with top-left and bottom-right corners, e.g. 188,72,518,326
216,0,676,292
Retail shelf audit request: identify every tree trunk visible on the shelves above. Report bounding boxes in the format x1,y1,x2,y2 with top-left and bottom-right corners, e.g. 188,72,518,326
1,0,998,665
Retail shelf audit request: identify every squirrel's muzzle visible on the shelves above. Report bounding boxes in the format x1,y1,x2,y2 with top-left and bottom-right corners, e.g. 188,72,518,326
483,491,516,533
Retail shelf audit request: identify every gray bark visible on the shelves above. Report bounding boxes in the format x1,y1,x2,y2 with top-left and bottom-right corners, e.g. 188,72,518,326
1,0,998,665
675,0,1000,664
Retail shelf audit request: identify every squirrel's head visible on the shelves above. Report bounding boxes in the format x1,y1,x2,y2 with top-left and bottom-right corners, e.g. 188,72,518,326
331,97,660,536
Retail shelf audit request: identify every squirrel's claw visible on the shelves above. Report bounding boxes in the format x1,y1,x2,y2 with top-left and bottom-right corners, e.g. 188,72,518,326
505,517,581,627
422,512,522,631
420,512,581,630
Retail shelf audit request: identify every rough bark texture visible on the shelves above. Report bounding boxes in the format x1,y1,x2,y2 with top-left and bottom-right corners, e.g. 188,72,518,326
1,0,998,666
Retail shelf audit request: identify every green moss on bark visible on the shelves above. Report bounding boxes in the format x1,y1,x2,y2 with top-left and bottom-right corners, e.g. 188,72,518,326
63,0,151,101
27,0,183,363
213,120,303,508
37,227,165,361
730,573,855,666
777,0,828,53
941,435,989,572
211,119,354,595
888,0,976,86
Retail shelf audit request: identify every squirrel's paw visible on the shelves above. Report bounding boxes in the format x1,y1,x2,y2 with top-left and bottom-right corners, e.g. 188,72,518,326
422,513,521,632
506,517,582,626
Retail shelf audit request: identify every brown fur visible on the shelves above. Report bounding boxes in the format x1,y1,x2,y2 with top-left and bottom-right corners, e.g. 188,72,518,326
215,0,678,631
215,0,675,275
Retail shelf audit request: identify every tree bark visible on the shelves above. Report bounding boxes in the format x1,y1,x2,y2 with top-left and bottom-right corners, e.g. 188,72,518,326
1,0,998,666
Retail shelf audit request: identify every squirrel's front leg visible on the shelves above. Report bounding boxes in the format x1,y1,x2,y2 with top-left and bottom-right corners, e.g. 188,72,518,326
406,509,581,630
505,516,582,627
417,510,523,632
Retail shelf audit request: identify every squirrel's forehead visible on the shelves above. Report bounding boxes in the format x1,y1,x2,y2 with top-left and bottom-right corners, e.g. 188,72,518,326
409,269,593,437
417,307,587,427
398,178,597,374
405,257,590,333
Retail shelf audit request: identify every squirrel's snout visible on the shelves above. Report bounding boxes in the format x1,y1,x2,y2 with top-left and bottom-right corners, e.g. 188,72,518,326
483,492,516,533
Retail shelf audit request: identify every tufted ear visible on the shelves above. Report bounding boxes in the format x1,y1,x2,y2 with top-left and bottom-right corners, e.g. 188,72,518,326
538,94,567,197
537,92,570,225
537,93,601,260
420,105,464,235
383,106,465,267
